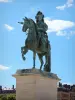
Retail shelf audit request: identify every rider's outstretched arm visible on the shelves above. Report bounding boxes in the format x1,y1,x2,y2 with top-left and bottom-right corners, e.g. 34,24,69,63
18,22,23,24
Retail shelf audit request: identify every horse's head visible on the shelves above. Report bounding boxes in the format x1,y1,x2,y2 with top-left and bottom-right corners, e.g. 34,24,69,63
22,17,30,32
22,17,37,40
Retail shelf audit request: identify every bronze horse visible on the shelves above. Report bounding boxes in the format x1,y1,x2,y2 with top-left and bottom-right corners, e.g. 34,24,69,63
18,17,51,72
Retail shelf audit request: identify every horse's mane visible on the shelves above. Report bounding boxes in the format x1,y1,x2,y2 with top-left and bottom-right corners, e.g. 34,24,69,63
29,18,38,36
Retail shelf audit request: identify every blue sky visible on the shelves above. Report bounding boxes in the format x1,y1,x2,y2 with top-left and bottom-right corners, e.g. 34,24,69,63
0,0,75,88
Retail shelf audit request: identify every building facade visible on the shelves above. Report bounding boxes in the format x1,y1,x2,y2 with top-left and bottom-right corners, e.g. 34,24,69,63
58,83,75,100
0,84,75,100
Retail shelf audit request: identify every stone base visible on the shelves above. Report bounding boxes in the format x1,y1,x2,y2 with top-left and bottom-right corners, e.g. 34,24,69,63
12,68,60,100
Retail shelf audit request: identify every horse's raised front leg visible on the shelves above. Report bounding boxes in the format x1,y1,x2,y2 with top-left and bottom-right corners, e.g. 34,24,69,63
21,46,28,60
37,54,44,71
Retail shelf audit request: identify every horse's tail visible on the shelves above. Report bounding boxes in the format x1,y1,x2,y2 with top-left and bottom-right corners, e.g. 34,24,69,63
47,43,51,72
48,43,51,72
48,54,51,72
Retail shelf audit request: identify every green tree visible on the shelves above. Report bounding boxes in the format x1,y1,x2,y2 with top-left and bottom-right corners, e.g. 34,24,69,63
1,95,7,100
8,96,16,100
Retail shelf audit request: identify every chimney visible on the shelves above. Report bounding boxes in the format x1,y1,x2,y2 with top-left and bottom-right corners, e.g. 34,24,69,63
12,85,14,90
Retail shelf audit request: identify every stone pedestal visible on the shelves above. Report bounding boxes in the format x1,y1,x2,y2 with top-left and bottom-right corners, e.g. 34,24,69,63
12,68,60,100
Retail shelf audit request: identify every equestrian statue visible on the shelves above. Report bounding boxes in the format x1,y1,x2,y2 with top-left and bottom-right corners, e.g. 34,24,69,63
18,11,51,72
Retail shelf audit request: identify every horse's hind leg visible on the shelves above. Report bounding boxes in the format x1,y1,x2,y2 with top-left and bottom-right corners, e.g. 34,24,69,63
21,46,28,60
37,54,44,70
44,52,51,72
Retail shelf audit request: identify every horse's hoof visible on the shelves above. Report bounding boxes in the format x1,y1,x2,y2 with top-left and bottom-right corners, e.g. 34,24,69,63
23,57,26,60
32,67,35,69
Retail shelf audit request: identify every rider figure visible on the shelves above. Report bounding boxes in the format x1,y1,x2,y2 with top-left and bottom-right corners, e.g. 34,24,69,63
35,11,48,49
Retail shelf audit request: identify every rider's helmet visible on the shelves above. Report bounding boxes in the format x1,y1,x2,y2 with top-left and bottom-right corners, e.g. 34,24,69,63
35,11,44,22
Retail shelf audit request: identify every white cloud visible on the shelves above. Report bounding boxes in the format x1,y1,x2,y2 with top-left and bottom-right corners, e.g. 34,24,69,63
44,17,75,32
67,0,73,7
44,17,75,39
56,30,75,39
56,31,75,40
0,0,8,2
66,30,75,39
0,65,10,70
56,31,75,39
56,4,66,10
56,0,74,10
4,24,14,31
56,31,67,36
0,0,13,2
